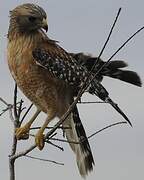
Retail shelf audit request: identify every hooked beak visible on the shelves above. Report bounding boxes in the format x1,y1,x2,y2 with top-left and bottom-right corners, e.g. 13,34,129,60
41,18,48,32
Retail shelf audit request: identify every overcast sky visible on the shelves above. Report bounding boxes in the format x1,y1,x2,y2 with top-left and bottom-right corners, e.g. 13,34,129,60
0,0,144,180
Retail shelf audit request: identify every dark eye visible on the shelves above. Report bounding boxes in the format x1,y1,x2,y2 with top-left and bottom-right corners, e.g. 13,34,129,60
28,16,37,22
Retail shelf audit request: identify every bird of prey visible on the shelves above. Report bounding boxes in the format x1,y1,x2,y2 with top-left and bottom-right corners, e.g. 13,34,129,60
7,3,141,177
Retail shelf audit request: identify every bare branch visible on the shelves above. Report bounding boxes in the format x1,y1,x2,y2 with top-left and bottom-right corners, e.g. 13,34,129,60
13,84,18,120
20,103,33,125
0,97,9,106
12,144,36,159
0,105,13,116
98,8,121,58
50,121,127,144
29,133,64,151
49,132,57,139
45,140,64,151
17,99,24,119
50,138,80,144
30,126,71,130
78,101,107,104
25,155,64,166
88,121,127,139
81,8,122,91
9,158,15,180
107,25,144,62
9,107,15,123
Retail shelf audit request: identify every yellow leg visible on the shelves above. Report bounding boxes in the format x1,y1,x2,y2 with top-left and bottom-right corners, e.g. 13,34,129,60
15,109,41,140
35,116,52,150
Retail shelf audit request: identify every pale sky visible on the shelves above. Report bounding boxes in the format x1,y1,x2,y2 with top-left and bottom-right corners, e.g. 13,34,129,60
0,0,144,180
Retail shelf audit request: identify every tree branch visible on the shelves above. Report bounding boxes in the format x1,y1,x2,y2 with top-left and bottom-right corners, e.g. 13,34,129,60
0,97,9,106
20,103,33,125
50,121,127,144
25,155,64,166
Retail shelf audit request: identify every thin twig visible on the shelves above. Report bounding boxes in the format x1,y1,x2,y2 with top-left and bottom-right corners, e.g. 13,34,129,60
107,25,144,62
50,138,80,144
88,121,127,139
98,8,121,58
78,101,107,104
83,8,122,88
49,132,57,139
20,103,33,125
17,99,24,119
0,101,22,117
13,84,18,120
12,144,36,159
29,133,64,151
0,105,13,116
9,84,20,180
30,126,71,130
45,140,64,151
50,121,127,144
25,155,64,166
9,107,15,123
0,97,9,106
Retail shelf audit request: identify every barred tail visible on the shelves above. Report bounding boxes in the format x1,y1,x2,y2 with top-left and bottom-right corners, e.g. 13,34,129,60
63,105,94,177
102,61,142,87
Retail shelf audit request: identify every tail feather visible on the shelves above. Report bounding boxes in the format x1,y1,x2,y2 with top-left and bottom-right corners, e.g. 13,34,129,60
107,60,128,69
103,69,142,87
90,79,132,126
71,52,142,87
63,105,94,177
105,97,132,127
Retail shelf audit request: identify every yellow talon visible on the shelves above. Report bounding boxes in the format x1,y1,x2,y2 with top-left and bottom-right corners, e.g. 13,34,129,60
35,132,45,150
15,124,30,140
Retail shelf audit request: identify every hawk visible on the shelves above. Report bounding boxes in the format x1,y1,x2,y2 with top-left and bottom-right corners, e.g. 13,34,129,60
7,3,141,177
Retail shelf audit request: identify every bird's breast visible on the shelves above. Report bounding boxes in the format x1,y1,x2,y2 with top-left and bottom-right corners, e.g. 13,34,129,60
7,40,57,111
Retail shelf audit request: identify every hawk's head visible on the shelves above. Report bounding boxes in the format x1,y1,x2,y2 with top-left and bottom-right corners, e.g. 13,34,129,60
9,3,48,33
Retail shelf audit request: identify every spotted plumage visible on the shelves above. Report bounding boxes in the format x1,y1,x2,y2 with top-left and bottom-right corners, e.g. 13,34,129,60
33,48,88,86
